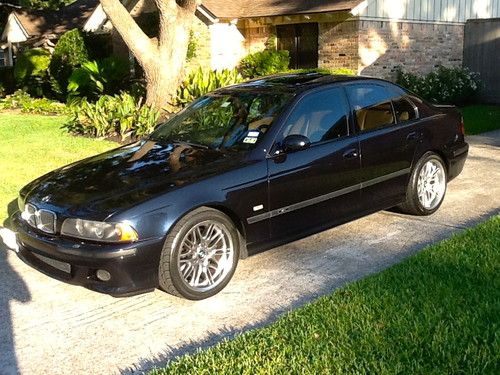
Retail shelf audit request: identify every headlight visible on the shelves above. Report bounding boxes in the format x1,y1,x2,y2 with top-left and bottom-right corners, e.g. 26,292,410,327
61,218,138,243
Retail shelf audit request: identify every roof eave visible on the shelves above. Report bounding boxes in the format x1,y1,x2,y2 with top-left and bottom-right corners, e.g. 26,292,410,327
1,12,30,42
196,5,219,24
217,8,354,22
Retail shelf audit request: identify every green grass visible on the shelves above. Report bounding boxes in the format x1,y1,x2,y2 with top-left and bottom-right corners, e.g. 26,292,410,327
461,105,500,135
151,217,500,375
0,114,117,225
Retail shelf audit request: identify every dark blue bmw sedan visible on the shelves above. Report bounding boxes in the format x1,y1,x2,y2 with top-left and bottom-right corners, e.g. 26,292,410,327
12,73,468,300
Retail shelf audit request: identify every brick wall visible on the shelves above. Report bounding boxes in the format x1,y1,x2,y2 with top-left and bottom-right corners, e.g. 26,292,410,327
241,24,275,54
184,16,212,72
121,13,464,79
318,20,359,72
358,20,464,80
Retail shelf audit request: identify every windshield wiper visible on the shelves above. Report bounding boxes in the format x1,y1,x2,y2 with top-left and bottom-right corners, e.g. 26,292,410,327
149,134,211,150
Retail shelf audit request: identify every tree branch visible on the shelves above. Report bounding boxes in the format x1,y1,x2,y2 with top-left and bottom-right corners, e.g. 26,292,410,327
99,0,158,67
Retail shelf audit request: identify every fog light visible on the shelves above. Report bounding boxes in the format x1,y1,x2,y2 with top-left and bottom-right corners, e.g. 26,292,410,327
96,269,111,282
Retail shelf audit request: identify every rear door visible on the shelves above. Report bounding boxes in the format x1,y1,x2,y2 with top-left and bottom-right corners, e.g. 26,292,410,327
345,83,420,210
265,87,361,240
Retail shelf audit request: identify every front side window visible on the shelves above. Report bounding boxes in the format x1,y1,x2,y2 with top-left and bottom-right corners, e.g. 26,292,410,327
346,84,396,132
150,92,293,151
280,87,349,143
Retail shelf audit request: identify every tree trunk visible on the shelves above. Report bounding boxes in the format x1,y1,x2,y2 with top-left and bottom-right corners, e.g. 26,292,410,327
100,0,199,112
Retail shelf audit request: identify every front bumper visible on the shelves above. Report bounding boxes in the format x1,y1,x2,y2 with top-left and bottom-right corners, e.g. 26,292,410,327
12,213,164,296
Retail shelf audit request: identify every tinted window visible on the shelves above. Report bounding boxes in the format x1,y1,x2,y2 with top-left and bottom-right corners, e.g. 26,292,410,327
346,84,395,132
150,92,293,151
408,95,434,118
393,97,417,122
281,88,349,143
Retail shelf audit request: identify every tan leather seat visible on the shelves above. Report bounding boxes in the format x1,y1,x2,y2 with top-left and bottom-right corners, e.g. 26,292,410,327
357,104,394,131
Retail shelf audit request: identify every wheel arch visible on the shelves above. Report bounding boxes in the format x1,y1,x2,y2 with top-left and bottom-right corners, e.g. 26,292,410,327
204,204,249,259
166,203,249,260
426,149,450,176
413,147,450,176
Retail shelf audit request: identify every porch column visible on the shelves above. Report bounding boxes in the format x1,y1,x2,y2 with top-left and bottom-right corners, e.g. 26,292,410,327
7,42,14,66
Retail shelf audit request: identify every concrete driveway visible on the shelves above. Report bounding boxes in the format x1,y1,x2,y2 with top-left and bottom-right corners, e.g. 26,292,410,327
1,131,499,375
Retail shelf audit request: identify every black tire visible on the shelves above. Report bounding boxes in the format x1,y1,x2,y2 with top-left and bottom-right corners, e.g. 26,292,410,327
158,207,240,300
399,152,448,216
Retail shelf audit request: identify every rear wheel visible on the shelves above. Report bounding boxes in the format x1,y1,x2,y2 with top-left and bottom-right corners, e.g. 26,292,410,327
158,207,240,300
399,152,447,216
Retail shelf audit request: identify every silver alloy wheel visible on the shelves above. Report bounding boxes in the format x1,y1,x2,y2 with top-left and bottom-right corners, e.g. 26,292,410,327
177,220,235,292
417,159,446,210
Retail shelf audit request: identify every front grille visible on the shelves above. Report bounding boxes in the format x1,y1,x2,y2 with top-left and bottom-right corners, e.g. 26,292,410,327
21,203,57,234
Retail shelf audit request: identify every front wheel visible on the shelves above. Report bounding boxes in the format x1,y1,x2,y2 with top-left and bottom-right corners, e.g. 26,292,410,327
158,207,240,300
399,152,447,216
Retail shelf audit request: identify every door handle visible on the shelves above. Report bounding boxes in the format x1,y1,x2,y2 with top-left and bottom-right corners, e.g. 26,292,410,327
343,148,359,159
406,131,419,141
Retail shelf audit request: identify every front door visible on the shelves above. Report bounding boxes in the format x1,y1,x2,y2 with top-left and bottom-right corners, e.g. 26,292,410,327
277,23,319,69
267,87,361,240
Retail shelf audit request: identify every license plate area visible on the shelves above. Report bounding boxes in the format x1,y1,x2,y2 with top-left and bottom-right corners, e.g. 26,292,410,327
32,253,71,274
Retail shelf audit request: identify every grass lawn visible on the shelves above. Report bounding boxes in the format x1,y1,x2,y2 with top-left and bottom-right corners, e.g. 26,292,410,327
151,216,500,374
0,114,117,225
461,105,500,135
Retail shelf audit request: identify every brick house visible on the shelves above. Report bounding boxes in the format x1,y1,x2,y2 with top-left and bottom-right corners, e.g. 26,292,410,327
198,0,500,79
2,0,500,80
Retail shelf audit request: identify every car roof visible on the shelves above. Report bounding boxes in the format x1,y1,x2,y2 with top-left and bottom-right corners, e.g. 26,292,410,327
216,73,390,95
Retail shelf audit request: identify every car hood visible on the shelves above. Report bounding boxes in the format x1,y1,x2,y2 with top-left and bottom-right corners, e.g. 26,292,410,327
21,140,244,218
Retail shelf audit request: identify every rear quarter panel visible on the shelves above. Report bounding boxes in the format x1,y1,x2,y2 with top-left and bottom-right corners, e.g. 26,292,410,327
415,105,464,173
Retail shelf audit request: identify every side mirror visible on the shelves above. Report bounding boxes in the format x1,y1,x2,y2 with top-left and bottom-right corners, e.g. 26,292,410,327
282,134,311,153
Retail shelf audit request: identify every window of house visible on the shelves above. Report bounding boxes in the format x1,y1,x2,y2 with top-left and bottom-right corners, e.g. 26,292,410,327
393,97,417,122
281,88,349,143
346,84,396,132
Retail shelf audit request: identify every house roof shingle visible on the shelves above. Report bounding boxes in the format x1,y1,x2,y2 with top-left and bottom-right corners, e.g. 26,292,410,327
14,0,99,37
11,0,362,40
201,0,362,19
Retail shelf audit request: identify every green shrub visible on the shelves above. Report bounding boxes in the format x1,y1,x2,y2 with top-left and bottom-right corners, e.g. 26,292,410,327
396,66,481,105
64,92,159,139
0,67,15,96
67,56,130,100
239,50,290,78
127,80,147,101
14,48,52,97
186,29,198,62
176,67,244,107
83,32,113,61
50,29,89,99
0,90,66,115
330,67,357,75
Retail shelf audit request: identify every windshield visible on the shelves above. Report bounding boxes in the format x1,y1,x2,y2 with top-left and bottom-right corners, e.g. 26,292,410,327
150,91,293,151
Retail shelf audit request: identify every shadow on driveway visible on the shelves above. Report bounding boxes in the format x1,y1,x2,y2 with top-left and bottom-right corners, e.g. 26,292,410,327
0,237,31,375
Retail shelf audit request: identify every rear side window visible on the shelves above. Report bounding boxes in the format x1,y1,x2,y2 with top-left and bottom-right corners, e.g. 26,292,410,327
281,87,349,143
408,95,435,118
393,97,417,123
346,84,395,132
